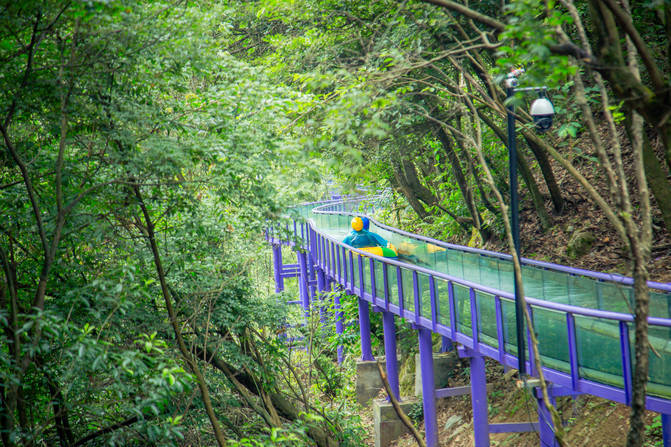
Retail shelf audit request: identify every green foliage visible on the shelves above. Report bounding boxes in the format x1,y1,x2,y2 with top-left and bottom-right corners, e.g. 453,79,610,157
644,414,664,447
0,1,323,445
497,0,576,86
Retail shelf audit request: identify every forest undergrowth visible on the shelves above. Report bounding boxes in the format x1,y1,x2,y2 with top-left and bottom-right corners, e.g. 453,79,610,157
383,118,671,282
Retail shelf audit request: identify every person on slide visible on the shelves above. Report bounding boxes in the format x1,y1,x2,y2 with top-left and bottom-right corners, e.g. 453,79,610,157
349,216,427,265
342,217,397,257
360,217,390,247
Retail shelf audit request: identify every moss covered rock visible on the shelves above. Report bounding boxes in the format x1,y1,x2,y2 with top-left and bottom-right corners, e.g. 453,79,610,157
567,229,596,259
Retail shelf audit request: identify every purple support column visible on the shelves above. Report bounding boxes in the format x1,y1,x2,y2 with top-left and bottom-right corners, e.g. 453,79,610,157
358,297,375,361
536,389,558,447
382,310,400,400
470,353,490,447
440,336,454,352
334,286,344,364
417,326,438,447
272,244,284,293
663,413,670,447
297,251,310,315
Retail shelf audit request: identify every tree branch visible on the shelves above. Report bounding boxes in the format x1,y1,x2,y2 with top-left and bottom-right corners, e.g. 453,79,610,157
132,185,227,447
416,0,505,32
598,0,666,91
375,360,426,447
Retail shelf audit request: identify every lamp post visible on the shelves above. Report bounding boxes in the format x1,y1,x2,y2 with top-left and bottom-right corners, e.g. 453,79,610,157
504,69,554,377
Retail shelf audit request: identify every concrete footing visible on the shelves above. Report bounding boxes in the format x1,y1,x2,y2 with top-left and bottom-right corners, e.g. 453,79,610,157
355,360,383,405
415,352,458,397
373,398,419,447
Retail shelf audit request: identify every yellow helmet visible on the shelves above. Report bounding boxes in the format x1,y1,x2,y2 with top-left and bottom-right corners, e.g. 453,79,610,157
351,216,364,232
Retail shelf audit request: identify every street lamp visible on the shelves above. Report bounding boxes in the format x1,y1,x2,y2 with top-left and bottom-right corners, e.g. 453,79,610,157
504,69,555,377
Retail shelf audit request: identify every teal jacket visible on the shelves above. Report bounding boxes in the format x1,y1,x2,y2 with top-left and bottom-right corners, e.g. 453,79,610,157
343,229,388,248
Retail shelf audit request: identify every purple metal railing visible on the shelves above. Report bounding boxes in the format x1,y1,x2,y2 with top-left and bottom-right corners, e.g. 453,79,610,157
267,196,671,447
310,226,671,407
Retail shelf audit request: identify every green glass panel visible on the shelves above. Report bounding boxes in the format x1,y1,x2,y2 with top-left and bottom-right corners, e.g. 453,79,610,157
454,283,471,336
389,267,399,306
401,268,414,313
418,273,431,318
568,275,597,308
476,290,497,348
649,291,671,319
542,269,569,304
361,256,371,296
350,254,358,290
532,307,570,373
501,298,518,356
597,282,632,313
436,279,450,327
478,255,499,290
462,253,479,283
648,325,671,398
575,315,624,388
497,259,514,295
448,250,464,278
522,265,544,299
373,261,385,301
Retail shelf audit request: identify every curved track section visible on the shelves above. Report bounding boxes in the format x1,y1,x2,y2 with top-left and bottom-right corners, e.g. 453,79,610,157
268,195,671,447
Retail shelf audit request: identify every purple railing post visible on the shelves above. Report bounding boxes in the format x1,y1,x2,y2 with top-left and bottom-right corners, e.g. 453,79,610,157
382,310,400,400
448,281,457,339
308,229,317,305
382,262,390,311
536,389,559,447
369,258,377,304
412,271,421,324
619,321,633,406
272,244,284,293
417,326,438,447
317,268,327,323
470,288,480,351
397,266,405,316
495,297,505,362
358,297,375,361
297,250,310,316
662,413,670,447
334,286,344,364
429,276,438,331
567,313,579,391
336,245,342,284
526,304,535,376
330,241,336,278
349,251,355,293
470,352,489,447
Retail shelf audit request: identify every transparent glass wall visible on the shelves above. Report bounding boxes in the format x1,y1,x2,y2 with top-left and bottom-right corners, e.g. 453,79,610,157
282,200,671,398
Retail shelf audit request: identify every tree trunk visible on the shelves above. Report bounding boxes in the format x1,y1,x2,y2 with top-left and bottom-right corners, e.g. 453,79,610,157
521,131,565,213
456,136,499,214
194,345,339,447
638,128,671,231
517,150,553,231
477,110,553,230
626,246,651,447
584,0,671,173
391,162,430,219
437,126,492,241
47,379,74,447
132,185,227,447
